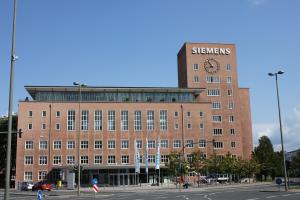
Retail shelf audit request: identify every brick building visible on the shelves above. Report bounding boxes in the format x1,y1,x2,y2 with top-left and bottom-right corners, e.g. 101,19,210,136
16,42,253,186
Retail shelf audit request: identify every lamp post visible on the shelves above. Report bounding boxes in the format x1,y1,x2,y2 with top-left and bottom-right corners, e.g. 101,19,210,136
73,82,86,196
268,70,288,191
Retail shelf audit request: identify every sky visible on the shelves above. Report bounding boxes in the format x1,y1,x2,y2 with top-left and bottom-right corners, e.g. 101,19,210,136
1,0,300,151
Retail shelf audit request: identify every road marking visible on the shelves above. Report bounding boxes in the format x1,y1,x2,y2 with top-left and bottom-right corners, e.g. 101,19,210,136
204,195,212,200
282,194,292,197
226,191,235,193
266,196,277,199
155,197,168,199
246,198,260,200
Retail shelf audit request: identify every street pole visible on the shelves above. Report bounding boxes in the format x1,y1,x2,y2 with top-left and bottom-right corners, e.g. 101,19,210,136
5,0,17,199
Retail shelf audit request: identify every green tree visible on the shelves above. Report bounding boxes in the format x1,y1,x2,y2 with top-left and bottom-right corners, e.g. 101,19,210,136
290,150,300,177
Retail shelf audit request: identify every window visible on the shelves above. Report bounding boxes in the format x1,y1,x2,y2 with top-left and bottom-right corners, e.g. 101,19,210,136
108,110,116,131
187,111,191,117
42,111,46,117
230,129,235,135
228,102,234,110
174,111,178,117
193,63,199,70
53,141,61,149
81,141,89,149
28,111,33,117
227,76,232,84
212,102,221,109
229,115,235,123
134,111,142,131
227,89,233,96
121,155,129,164
67,141,75,149
214,141,223,149
161,140,168,148
53,156,61,165
94,155,102,165
55,123,60,130
194,76,199,83
108,140,116,149
160,110,168,131
94,140,102,149
108,155,116,164
199,111,204,117
136,140,142,149
173,140,181,148
213,129,223,135
206,76,220,83
147,110,155,131
66,156,75,165
39,141,47,150
161,155,169,163
187,123,192,129
199,123,204,129
25,156,33,165
121,140,129,149
212,115,222,122
38,171,47,181
24,172,33,181
67,110,76,131
39,156,47,165
28,123,32,130
148,140,155,149
226,64,231,71
25,141,33,149
56,111,60,117
121,110,129,131
207,89,221,96
199,139,206,148
42,123,46,130
187,154,193,162
186,140,194,148
94,110,102,131
175,123,179,130
81,110,89,131
81,156,89,165
231,141,236,148
148,155,155,163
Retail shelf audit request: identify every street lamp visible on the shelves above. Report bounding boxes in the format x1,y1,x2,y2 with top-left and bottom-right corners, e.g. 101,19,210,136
73,82,86,196
268,70,288,191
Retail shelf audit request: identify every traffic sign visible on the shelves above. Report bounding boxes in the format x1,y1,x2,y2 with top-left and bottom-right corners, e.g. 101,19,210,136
92,178,98,185
37,190,43,200
275,177,283,185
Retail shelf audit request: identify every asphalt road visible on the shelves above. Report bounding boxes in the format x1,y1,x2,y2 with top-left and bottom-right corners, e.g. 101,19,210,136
1,184,300,200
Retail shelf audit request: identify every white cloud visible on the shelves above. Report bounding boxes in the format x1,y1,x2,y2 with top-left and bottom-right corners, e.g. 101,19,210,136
253,104,300,152
248,0,267,5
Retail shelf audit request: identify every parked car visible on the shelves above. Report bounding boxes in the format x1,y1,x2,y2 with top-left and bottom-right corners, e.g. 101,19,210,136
20,181,34,191
32,181,52,191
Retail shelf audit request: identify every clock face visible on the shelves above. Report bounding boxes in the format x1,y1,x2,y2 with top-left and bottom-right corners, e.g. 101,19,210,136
204,58,220,74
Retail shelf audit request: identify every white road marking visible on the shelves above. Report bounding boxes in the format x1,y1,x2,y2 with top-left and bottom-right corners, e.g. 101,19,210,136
266,196,277,199
226,191,235,193
246,198,260,200
282,194,292,197
204,195,212,200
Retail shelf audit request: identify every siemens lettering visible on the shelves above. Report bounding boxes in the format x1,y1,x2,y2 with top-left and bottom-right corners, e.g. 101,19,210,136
192,47,230,55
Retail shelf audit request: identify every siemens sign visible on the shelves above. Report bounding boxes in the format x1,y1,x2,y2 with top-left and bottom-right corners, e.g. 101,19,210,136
192,47,231,55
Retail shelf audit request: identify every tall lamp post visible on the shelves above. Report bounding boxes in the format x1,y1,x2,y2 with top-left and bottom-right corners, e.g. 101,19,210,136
268,70,288,191
73,82,86,196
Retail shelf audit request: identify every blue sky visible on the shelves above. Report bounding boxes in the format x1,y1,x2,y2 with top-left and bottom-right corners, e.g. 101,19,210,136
1,0,300,151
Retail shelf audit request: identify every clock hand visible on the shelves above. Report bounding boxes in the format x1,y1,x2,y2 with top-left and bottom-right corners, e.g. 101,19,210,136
207,60,214,68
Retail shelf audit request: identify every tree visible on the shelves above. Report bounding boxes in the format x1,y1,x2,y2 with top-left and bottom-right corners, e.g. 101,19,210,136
290,150,300,177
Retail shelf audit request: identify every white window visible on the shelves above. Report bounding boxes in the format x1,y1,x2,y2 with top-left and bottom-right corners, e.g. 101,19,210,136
121,140,129,149
39,156,47,165
229,115,235,123
187,111,191,117
230,129,235,135
207,89,221,96
187,154,193,162
226,64,231,71
173,140,181,148
94,140,102,149
212,102,221,109
148,140,155,149
160,110,168,131
186,140,194,148
25,141,33,149
42,123,46,130
39,141,47,150
38,171,47,181
231,141,236,148
67,156,75,165
67,110,76,131
42,111,46,117
134,111,142,131
56,111,60,117
228,102,234,110
55,123,60,130
199,139,206,148
94,110,102,131
148,155,155,163
108,140,116,149
175,123,179,130
147,110,155,131
136,140,142,149
206,76,220,83
212,115,222,122
81,110,89,131
227,89,233,96
108,155,116,164
161,140,168,148
53,141,61,149
187,123,192,129
121,155,129,164
194,76,199,83
193,63,199,70
121,110,129,131
94,155,102,164
24,171,33,181
81,156,89,165
53,156,61,165
199,123,204,129
227,76,232,84
67,140,75,149
28,123,33,130
161,155,169,163
108,110,116,131
28,111,33,117
80,141,88,149
214,141,223,149
199,111,204,117
24,156,33,165
213,129,223,135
